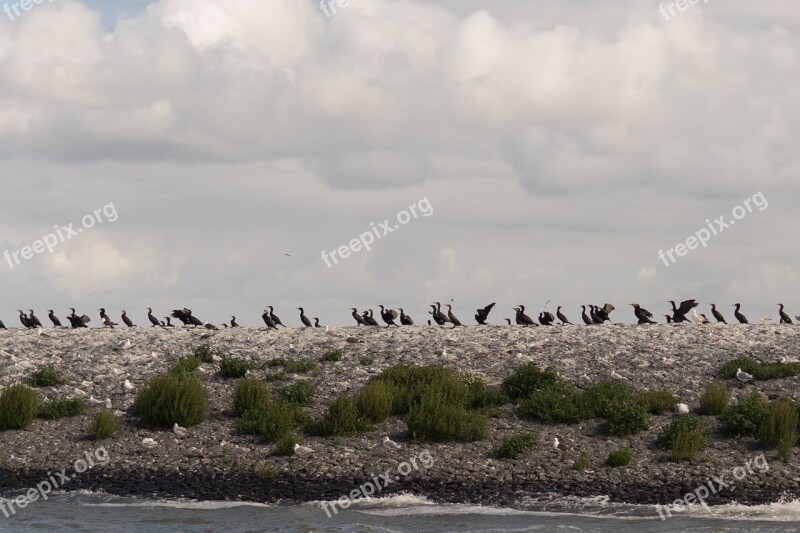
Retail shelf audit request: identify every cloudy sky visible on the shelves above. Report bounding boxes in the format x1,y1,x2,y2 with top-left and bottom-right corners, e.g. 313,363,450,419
0,0,798,327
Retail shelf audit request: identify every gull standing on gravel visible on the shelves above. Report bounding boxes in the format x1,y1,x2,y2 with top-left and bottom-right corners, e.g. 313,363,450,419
117,339,132,351
382,436,401,450
173,423,188,438
676,403,690,415
736,368,755,382
294,443,314,456
123,379,135,392
142,438,159,449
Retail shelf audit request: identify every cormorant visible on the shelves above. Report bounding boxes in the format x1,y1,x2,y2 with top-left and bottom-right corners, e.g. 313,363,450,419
778,304,793,324
589,305,603,324
314,317,322,328
121,310,135,327
433,302,451,325
203,322,218,330
28,310,43,328
261,309,277,329
378,305,399,327
664,315,673,324
733,303,749,324
710,304,726,324
298,308,313,327
595,304,614,323
99,308,117,328
18,310,32,329
47,310,63,328
363,310,380,326
514,305,536,326
429,305,446,325
474,303,496,325
556,306,571,325
230,316,240,328
0,319,5,329
581,305,592,325
631,304,656,324
538,311,555,326
163,317,174,328
185,309,204,327
446,304,464,328
67,308,90,328
399,308,414,326
268,306,286,328
692,309,710,324
171,309,192,326
504,318,512,325
147,308,162,327
351,308,366,326
669,300,697,323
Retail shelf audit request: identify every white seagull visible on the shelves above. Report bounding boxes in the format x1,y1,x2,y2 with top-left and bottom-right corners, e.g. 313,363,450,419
736,368,755,382
294,443,314,455
172,423,188,438
288,344,298,355
123,380,134,392
692,310,710,325
676,403,690,415
142,438,159,449
104,398,112,409
117,339,132,350
187,447,204,458
382,436,401,450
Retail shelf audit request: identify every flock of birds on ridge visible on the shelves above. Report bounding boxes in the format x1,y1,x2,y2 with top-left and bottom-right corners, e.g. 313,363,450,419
3,300,799,331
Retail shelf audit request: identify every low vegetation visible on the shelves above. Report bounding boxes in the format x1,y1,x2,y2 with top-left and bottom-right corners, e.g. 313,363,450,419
28,366,65,387
88,410,119,440
657,416,709,462
233,379,271,417
169,356,202,376
193,344,220,364
39,398,87,420
136,373,208,428
607,447,634,467
0,384,39,430
219,357,251,379
279,381,316,406
720,356,800,381
699,382,729,415
722,391,769,438
321,349,344,362
494,433,538,459
759,397,798,460
309,394,372,437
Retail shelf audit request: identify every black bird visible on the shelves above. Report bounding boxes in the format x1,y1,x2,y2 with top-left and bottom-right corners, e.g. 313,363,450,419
556,306,571,325
514,305,537,326
710,304,726,324
268,306,286,327
446,304,464,328
298,307,313,328
28,310,43,328
18,310,32,329
163,317,174,328
261,309,277,329
314,317,322,328
595,304,614,323
433,302,451,325
363,310,380,326
664,315,673,324
0,319,5,329
474,303,496,325
47,310,63,328
631,304,656,324
669,300,697,323
99,308,117,328
230,316,240,328
503,318,512,325
778,304,793,324
399,308,414,326
378,305,399,327
121,310,135,327
429,305,446,325
185,309,204,327
733,303,749,324
67,308,90,328
581,305,592,325
147,308,162,327
589,305,603,324
351,308,366,326
171,309,192,326
538,311,555,326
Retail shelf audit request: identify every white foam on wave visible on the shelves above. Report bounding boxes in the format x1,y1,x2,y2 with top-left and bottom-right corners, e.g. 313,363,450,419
83,498,274,511
676,495,800,522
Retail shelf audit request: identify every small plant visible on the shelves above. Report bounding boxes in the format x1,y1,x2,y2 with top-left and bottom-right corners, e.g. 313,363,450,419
722,390,769,438
359,356,375,366
220,357,251,379
284,360,317,374
407,390,488,442
355,381,393,424
501,363,565,401
579,381,635,419
233,378,271,417
494,433,538,459
136,374,208,428
573,452,591,471
637,391,679,415
309,394,371,437
274,433,301,456
759,397,798,460
193,344,218,364
169,356,201,376
88,410,119,440
0,384,39,430
699,382,729,415
279,381,316,406
28,366,65,387
321,349,344,362
719,356,800,381
517,387,585,423
607,447,634,467
237,401,300,442
257,465,276,480
265,358,287,368
657,416,709,462
39,398,87,420
604,401,651,436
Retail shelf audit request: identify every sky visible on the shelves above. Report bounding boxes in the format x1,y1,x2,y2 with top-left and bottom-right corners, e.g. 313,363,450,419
0,0,798,327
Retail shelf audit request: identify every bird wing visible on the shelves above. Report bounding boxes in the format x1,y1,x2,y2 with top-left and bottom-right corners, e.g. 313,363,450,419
678,299,698,314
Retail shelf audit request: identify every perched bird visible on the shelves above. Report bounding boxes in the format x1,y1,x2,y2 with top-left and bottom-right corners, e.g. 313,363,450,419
676,403,690,415
173,423,188,438
736,368,754,382
382,436,401,450
163,317,174,328
121,310,135,327
123,380,134,392
556,306,572,325
631,304,656,324
363,310,380,327
692,309,710,325
99,308,117,328
432,302,450,325
446,304,464,328
203,322,218,330
710,304,726,324
47,310,63,328
429,305,446,326
474,303,496,325
147,308,162,327
313,318,322,328
733,303,749,324
664,315,673,324
378,305,399,327
141,438,158,449
538,311,555,326
18,310,32,329
261,309,278,329
27,310,43,328
187,447,204,458
778,304,793,325
514,305,536,326
268,306,286,328
669,300,698,323
298,307,313,328
116,339,131,350
293,443,314,455
351,308,366,326
595,304,615,323
230,316,240,328
399,308,414,326
581,306,592,325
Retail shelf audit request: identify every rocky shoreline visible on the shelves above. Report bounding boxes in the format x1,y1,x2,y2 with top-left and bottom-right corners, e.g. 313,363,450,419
0,324,799,509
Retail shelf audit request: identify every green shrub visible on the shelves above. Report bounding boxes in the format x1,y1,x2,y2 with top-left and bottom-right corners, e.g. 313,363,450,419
407,389,488,442
136,374,208,428
355,381,393,423
372,365,468,415
0,384,39,430
88,410,119,440
236,401,300,442
233,378,270,417
501,363,565,401
574,452,591,471
310,394,371,437
284,360,317,374
759,398,798,460
607,447,634,467
265,358,287,368
722,391,769,438
657,416,709,461
578,381,635,418
517,387,585,423
279,381,316,406
169,356,201,376
28,366,66,387
720,356,800,381
637,391,679,415
220,357,251,379
494,433,538,459
274,433,301,456
39,398,87,420
605,400,651,436
193,344,218,364
321,349,344,362
699,382,729,415
464,377,508,409
359,356,375,366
